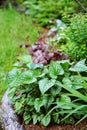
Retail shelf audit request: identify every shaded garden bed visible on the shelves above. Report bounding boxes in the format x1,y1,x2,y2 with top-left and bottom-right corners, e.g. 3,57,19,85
0,90,87,130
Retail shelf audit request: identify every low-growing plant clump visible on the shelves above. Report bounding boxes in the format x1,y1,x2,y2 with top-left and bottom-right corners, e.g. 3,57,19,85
64,13,87,61
47,14,87,62
6,54,87,126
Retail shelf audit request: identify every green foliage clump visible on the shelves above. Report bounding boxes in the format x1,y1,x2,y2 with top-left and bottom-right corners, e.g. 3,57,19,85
52,14,87,62
66,14,87,45
64,13,87,61
6,55,87,126
23,0,77,26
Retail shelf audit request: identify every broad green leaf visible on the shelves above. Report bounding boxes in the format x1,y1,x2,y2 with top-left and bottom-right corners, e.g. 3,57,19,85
24,113,31,124
15,102,22,112
69,59,87,72
27,63,44,70
34,97,47,112
60,94,71,109
6,68,22,87
57,60,70,64
52,113,60,124
39,78,56,94
41,114,51,126
57,60,70,71
27,96,35,106
49,61,64,79
50,81,62,96
17,55,32,64
32,114,38,124
6,69,36,87
38,114,44,122
46,96,54,109
70,75,84,89
62,77,72,88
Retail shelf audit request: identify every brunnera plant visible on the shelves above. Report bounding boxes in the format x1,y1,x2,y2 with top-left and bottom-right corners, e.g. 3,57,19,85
5,55,87,126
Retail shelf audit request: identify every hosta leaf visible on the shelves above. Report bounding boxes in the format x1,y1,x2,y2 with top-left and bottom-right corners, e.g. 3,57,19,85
41,114,51,126
39,78,56,94
17,55,32,64
69,59,87,72
21,71,37,84
36,67,48,78
49,61,64,79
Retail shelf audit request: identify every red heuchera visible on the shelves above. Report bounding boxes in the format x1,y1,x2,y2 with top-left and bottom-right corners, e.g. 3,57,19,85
27,42,68,65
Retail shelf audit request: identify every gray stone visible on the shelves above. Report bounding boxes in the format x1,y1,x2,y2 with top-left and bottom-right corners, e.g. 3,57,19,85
0,89,24,130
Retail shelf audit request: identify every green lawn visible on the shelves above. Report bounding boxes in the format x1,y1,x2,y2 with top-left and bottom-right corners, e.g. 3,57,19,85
0,9,42,101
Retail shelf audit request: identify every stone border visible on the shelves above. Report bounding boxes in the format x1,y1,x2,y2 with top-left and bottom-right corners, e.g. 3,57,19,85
0,89,24,130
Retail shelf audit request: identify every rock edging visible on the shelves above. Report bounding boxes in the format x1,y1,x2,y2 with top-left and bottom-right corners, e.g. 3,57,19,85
0,89,24,130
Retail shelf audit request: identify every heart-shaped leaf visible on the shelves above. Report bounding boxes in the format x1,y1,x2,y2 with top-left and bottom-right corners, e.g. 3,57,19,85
39,78,55,94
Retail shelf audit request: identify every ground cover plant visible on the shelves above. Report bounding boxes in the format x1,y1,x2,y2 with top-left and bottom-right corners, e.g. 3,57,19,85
5,49,87,126
0,8,41,101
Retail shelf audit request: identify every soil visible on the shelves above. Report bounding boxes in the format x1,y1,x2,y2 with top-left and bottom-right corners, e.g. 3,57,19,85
24,119,87,130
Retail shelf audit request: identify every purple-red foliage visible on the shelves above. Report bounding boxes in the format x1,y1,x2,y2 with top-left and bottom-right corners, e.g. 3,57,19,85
28,42,68,65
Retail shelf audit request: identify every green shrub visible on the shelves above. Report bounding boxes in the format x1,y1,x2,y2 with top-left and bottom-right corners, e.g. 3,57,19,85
66,14,87,45
23,0,77,26
63,13,87,61
61,42,87,62
6,55,87,126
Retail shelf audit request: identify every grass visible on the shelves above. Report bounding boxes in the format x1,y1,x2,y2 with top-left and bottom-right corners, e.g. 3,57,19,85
0,8,42,101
